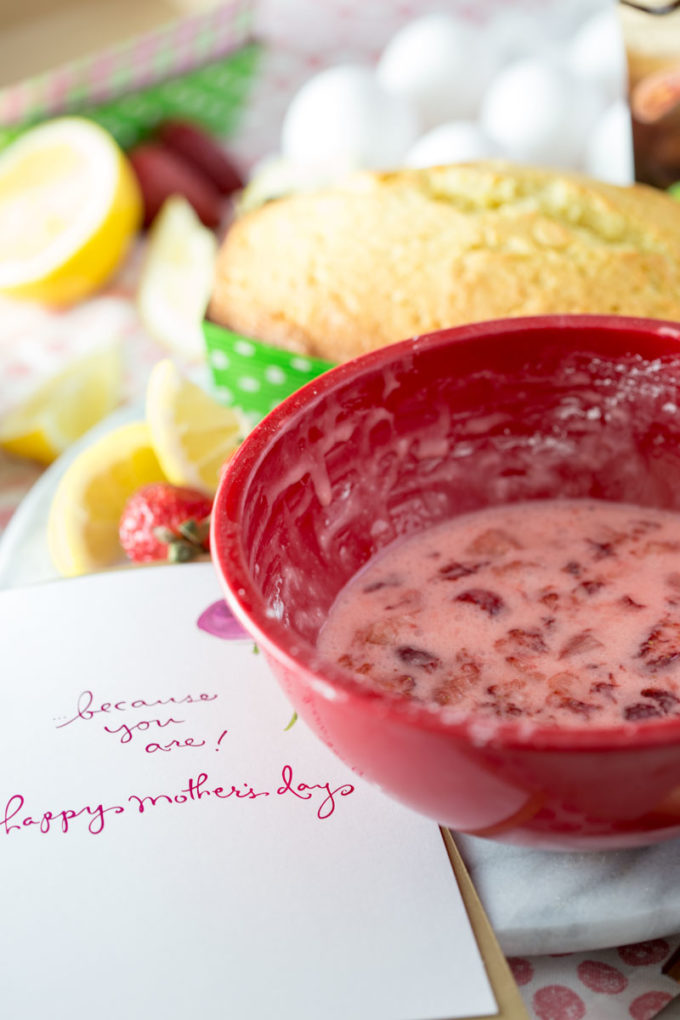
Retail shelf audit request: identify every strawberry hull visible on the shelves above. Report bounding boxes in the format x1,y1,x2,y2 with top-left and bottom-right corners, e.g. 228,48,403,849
120,482,212,563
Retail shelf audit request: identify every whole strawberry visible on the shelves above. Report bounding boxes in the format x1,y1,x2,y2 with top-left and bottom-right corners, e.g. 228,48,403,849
119,482,213,564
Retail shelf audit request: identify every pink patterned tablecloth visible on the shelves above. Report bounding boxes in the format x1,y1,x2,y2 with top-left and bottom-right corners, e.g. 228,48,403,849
2,1,680,1016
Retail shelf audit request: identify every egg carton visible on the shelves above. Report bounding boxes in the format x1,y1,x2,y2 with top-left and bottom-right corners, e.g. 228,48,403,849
275,5,635,188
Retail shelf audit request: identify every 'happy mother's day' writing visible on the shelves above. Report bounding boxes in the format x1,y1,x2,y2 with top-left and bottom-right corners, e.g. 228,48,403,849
1,767,355,837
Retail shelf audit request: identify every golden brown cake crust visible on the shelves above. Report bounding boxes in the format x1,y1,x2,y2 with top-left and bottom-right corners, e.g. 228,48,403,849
209,161,680,362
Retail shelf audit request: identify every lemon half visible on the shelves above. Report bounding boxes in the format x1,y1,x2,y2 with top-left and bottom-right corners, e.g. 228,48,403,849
47,421,167,577
0,117,142,305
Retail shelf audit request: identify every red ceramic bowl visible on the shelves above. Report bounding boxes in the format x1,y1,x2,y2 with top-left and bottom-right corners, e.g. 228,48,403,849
212,315,680,851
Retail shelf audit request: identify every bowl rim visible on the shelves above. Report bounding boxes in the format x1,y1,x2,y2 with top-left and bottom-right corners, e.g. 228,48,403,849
212,313,680,752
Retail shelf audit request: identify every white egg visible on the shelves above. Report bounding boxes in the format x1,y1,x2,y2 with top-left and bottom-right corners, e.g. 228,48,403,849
566,8,627,102
584,100,635,184
376,13,498,128
404,121,502,169
480,58,606,169
540,0,612,42
484,10,549,66
280,64,419,172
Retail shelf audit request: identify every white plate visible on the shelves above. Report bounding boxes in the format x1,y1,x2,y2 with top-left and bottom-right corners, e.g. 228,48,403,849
0,405,139,589
2,408,680,956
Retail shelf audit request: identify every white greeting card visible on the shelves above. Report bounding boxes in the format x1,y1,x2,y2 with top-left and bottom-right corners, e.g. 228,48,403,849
0,563,497,1020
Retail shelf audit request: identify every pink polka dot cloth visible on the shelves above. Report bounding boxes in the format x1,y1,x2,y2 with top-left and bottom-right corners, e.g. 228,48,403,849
510,939,680,1019
0,245,167,525
0,231,183,539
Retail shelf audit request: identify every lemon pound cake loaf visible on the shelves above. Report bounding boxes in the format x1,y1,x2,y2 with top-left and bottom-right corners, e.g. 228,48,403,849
209,161,680,362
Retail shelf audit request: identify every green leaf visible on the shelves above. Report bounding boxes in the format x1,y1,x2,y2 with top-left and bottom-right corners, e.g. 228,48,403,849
284,711,298,731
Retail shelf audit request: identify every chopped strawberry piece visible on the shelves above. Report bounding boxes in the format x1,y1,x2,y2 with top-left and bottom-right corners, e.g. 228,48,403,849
620,595,645,609
590,681,618,700
625,702,663,721
575,579,605,597
558,630,604,659
637,618,680,672
455,588,505,615
362,577,401,593
357,616,417,646
465,528,521,556
547,693,599,717
438,560,487,580
396,646,440,672
495,628,548,654
640,687,680,713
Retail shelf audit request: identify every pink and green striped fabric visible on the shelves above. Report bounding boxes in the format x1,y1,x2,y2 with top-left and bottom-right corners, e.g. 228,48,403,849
0,0,258,150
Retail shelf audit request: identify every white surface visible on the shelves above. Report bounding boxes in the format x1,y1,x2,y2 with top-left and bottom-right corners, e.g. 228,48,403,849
2,415,680,957
0,564,496,1020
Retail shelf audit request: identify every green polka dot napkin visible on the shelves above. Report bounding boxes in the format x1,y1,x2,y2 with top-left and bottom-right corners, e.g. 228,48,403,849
203,320,335,421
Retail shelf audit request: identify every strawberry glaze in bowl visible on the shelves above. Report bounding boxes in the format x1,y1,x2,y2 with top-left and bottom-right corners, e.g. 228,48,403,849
212,315,680,851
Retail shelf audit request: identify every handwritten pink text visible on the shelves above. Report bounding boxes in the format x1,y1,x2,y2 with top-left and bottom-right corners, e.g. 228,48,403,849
1,766,356,837
54,689,218,752
55,689,218,729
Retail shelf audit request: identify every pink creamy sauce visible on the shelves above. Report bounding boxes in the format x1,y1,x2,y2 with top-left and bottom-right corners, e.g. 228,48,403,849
318,500,680,726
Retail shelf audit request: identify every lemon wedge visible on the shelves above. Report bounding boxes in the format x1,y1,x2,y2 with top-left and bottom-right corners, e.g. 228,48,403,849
137,195,217,361
0,344,122,465
0,117,142,305
146,359,247,494
47,421,167,576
